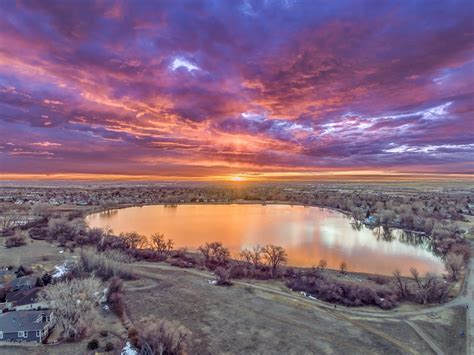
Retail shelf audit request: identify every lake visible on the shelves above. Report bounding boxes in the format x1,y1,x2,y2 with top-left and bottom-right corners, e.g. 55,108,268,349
85,204,444,276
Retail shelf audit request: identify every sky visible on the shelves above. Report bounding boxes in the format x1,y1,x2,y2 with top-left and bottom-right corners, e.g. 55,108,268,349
0,0,473,181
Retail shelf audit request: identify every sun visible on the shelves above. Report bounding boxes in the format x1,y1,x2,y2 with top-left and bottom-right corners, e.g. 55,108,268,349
229,175,246,182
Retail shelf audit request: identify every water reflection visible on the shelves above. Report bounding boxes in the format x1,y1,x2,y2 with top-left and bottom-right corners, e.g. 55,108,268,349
86,204,444,276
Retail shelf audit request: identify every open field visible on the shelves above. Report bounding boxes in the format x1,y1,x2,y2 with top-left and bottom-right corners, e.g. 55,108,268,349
124,263,467,354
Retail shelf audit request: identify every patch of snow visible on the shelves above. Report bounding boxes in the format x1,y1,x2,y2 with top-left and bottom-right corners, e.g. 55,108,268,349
103,304,110,311
99,288,108,303
208,280,217,285
121,341,138,355
300,291,316,300
59,250,64,254
52,261,69,279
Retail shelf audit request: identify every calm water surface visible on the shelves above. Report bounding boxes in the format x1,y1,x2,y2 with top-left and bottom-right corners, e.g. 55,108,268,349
86,204,444,276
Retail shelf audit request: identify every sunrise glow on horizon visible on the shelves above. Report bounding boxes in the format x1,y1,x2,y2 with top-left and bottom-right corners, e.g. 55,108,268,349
0,1,473,181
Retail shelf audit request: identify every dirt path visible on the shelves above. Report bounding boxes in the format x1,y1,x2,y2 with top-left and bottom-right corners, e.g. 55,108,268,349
405,320,444,355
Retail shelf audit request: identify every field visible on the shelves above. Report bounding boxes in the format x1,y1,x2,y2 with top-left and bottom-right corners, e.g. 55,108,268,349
123,263,466,354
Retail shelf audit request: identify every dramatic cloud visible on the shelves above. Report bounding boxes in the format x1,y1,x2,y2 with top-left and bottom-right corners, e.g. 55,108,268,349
0,0,473,179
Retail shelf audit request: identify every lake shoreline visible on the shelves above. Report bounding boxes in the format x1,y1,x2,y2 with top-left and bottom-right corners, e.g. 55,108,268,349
84,201,443,277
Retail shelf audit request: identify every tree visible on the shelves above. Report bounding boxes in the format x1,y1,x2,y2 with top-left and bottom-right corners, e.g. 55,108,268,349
40,277,101,341
31,203,53,218
339,262,348,274
445,253,464,281
317,259,327,270
392,269,409,298
262,244,287,278
239,246,262,268
198,242,230,267
410,268,451,304
0,210,22,230
150,233,174,258
48,218,80,245
120,232,147,249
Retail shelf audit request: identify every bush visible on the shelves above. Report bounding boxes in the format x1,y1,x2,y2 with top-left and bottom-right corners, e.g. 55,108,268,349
106,277,126,317
87,339,99,350
134,318,190,355
5,230,26,248
286,271,398,309
100,330,108,337
104,341,114,351
168,259,194,268
214,266,232,286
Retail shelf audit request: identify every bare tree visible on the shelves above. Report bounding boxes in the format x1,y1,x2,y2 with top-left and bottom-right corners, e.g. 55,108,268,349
339,261,348,274
445,252,464,281
317,259,327,270
410,268,450,304
198,242,230,267
40,277,101,341
150,233,174,257
262,244,287,278
31,203,53,218
120,232,147,249
392,269,409,298
239,245,262,268
0,210,22,230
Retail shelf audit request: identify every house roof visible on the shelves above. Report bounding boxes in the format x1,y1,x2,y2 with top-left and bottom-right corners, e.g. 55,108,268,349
6,288,42,306
0,310,52,333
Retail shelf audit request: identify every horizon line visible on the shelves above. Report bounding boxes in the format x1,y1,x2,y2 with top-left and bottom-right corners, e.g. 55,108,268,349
1,172,473,183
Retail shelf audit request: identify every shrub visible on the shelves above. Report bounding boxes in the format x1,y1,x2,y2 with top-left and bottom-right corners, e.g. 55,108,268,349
286,271,398,309
5,230,26,248
107,277,126,318
104,342,114,351
168,259,194,268
214,266,232,286
41,272,52,286
87,339,99,350
173,247,188,258
134,318,190,355
16,265,32,277
100,330,108,337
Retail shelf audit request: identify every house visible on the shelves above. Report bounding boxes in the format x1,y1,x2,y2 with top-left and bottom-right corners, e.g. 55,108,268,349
0,310,54,343
1,288,49,313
